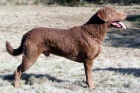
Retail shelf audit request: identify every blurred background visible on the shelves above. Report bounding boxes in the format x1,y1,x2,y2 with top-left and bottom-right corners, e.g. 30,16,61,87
0,0,139,5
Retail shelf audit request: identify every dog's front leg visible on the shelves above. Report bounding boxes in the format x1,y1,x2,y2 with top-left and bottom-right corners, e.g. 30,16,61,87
83,59,94,89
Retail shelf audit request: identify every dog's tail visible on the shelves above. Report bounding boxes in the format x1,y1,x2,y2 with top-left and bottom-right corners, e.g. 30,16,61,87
6,35,26,56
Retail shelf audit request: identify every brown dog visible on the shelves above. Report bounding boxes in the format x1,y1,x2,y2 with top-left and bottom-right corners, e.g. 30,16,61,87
6,6,127,89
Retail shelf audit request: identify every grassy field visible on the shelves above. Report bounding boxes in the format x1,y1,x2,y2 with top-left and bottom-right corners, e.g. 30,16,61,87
0,5,140,93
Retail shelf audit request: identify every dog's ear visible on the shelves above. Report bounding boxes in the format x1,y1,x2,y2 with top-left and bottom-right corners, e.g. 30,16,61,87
97,8,108,22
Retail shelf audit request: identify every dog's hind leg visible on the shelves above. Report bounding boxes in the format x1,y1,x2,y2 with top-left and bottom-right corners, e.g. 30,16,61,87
14,46,43,88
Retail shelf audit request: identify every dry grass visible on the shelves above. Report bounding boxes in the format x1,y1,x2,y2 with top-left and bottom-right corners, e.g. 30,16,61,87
0,5,140,93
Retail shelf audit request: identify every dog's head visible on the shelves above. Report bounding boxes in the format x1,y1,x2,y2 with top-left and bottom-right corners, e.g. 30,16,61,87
97,6,127,29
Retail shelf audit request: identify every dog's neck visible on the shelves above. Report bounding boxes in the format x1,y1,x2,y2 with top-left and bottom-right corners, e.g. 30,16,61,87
82,14,110,43
85,13,105,25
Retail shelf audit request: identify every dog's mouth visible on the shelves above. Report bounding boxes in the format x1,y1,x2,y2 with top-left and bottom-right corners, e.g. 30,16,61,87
111,21,126,29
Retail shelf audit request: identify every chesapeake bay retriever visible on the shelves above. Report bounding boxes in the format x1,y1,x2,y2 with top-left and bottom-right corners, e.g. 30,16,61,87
6,6,127,89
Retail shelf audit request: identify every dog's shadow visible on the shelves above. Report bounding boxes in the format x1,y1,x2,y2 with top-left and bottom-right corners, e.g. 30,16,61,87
93,67,140,77
1,73,69,85
2,67,140,87
1,73,87,88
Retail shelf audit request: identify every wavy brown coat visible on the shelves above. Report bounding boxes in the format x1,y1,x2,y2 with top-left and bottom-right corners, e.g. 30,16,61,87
6,6,127,89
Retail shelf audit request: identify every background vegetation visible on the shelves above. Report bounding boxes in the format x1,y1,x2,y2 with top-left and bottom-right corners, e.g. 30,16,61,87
0,0,139,5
